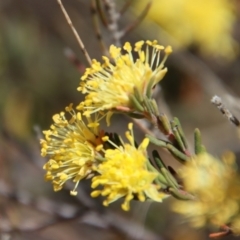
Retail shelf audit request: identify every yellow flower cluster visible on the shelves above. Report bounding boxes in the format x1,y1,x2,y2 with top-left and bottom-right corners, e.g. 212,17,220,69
40,104,104,195
77,40,172,119
41,107,166,210
40,40,171,210
91,123,167,211
139,0,237,58
172,152,240,234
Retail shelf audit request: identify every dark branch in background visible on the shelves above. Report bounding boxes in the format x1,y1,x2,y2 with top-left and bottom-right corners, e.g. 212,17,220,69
90,0,152,51
122,1,152,37
95,0,109,27
90,0,108,55
209,225,232,238
211,95,240,127
64,47,86,74
119,0,133,15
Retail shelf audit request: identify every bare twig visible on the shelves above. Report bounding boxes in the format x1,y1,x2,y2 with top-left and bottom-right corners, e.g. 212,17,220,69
209,225,232,238
95,0,109,27
130,118,156,136
90,0,108,55
211,95,240,127
120,0,133,15
56,0,92,66
122,1,152,37
90,0,152,49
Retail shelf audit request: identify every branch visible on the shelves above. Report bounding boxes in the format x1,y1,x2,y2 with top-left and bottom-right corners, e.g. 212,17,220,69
57,0,92,66
122,1,152,37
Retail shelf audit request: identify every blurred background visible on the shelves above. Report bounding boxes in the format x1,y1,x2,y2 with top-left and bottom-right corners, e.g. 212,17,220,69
1,0,240,239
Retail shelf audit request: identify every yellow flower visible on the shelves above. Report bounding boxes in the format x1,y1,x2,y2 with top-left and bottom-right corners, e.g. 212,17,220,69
172,152,240,229
77,41,171,118
91,123,167,211
138,0,237,58
232,217,240,236
40,104,104,195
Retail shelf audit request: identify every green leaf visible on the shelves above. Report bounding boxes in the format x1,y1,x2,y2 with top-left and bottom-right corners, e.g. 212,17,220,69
194,128,206,155
129,94,144,112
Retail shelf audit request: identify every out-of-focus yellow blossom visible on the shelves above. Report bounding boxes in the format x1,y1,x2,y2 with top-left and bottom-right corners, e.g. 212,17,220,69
77,41,172,120
91,123,167,211
138,0,237,58
40,104,104,195
172,152,240,231
232,217,240,236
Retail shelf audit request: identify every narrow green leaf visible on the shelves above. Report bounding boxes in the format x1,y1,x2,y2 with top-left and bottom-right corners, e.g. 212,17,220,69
146,160,168,187
173,117,188,149
146,77,156,98
157,114,172,135
143,96,154,114
168,188,195,200
133,87,143,102
129,94,144,112
166,143,189,163
194,128,206,155
171,121,186,152
152,150,167,169
146,134,167,147
160,168,179,189
151,99,160,115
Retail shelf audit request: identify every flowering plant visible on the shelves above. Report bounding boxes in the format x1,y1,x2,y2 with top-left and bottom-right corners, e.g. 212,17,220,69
40,0,240,238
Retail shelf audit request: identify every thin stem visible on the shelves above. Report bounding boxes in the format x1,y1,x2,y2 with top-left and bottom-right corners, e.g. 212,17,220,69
211,95,240,127
95,0,109,27
120,0,133,15
57,0,92,66
91,0,108,55
122,1,152,37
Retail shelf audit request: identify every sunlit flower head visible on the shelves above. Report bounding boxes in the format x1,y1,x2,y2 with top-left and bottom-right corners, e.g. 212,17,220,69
139,0,237,58
77,41,172,119
91,123,167,211
40,104,104,195
172,152,240,229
